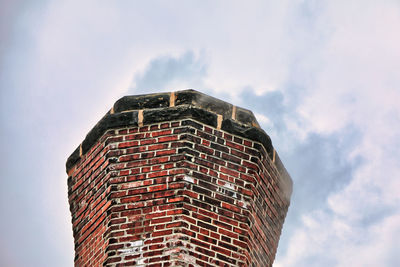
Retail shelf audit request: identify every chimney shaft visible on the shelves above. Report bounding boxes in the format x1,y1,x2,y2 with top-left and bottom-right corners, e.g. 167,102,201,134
66,90,292,266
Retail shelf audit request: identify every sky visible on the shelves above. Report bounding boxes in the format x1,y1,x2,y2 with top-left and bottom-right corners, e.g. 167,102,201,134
1,0,399,266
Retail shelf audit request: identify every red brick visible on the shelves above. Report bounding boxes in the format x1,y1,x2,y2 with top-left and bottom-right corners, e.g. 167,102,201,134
67,98,291,267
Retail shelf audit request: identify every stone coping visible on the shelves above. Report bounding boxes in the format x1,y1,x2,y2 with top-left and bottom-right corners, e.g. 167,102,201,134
66,89,292,196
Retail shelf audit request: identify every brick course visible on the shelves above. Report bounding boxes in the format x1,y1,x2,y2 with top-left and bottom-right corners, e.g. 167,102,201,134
67,90,292,267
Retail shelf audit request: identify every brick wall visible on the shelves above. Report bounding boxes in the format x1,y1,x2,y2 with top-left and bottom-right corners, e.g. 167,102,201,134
66,90,292,267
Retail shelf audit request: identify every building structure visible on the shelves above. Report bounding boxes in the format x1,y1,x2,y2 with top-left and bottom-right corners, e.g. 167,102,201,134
66,90,292,266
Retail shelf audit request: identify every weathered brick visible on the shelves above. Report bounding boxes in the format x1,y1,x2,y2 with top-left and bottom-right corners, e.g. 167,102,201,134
66,90,292,267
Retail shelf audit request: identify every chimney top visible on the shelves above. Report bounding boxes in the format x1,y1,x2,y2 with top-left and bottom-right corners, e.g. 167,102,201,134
66,89,291,195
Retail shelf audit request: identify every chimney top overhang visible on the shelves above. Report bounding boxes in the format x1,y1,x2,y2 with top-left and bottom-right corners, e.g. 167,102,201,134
66,89,292,195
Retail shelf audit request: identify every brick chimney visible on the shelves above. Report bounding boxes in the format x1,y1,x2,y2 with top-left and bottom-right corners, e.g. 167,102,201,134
66,90,292,267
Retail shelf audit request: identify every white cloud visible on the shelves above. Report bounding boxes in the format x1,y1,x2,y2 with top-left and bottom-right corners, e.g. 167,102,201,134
276,208,400,267
274,1,400,266
2,0,400,266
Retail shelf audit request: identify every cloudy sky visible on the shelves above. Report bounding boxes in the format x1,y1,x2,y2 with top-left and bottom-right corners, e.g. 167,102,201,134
1,1,400,266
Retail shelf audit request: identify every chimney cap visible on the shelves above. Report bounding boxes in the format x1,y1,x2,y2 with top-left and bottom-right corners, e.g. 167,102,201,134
66,89,292,195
